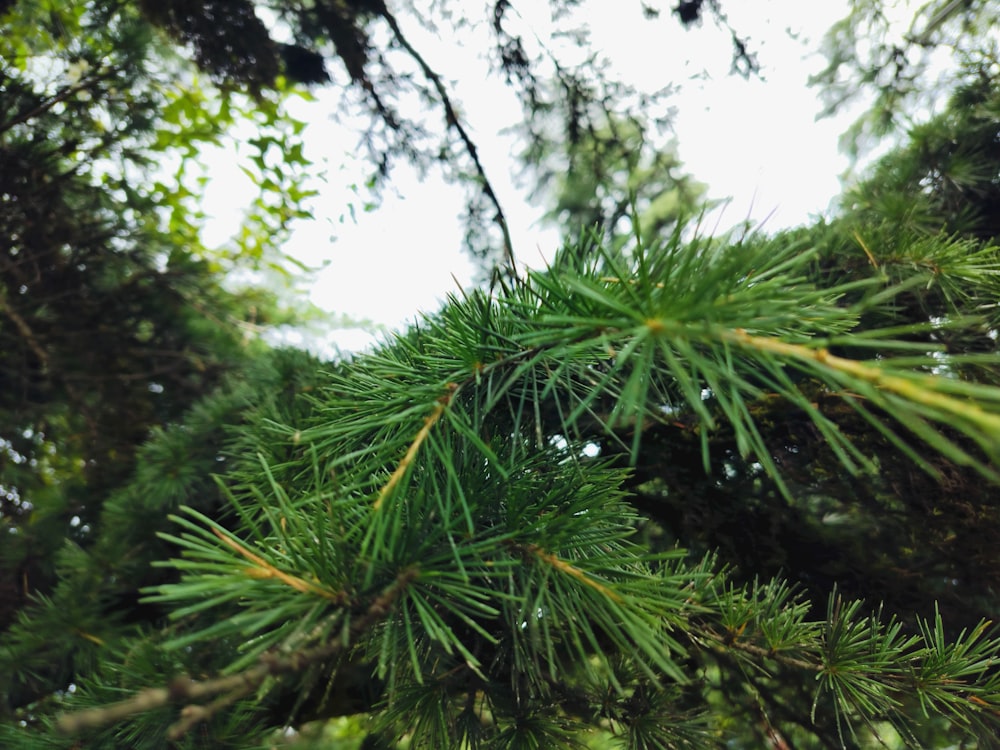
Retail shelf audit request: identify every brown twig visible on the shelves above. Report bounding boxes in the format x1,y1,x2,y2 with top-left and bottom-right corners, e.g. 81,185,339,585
56,567,419,736
0,287,49,368
0,69,118,136
377,6,517,277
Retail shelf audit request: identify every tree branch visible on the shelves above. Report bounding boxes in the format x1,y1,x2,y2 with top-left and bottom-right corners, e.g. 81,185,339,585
0,287,49,369
377,5,517,277
0,69,118,136
55,567,419,737
694,625,823,674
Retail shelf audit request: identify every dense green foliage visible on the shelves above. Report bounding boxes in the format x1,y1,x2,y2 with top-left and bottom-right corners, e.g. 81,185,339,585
3,1,1000,749
1,1,236,636
0,0,316,718
12,102,1000,746
813,0,1000,156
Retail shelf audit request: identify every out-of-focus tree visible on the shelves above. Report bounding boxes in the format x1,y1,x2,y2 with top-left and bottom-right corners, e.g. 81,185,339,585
813,0,1000,156
0,0,320,712
105,0,757,274
522,109,708,246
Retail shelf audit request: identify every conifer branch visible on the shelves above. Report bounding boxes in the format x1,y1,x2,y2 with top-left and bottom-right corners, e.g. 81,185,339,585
0,68,118,135
695,626,823,673
521,543,624,603
0,286,49,369
723,327,1000,438
210,527,346,602
56,568,419,737
375,384,456,509
168,684,254,739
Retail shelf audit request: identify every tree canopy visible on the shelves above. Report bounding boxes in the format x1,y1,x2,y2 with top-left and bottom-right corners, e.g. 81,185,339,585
3,1,1000,749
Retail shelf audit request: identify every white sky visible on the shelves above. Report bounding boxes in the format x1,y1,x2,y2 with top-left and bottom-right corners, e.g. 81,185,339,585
197,0,867,353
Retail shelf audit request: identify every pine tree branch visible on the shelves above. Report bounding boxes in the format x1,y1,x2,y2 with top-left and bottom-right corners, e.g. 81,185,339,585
375,384,455,509
211,527,347,602
55,567,419,737
169,687,252,740
722,327,1000,442
694,625,823,674
0,68,118,136
519,542,624,603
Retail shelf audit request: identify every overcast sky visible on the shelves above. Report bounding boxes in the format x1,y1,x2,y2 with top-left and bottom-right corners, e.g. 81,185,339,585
197,1,867,353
